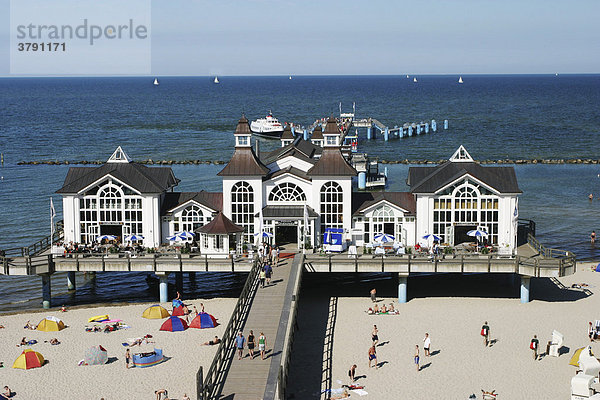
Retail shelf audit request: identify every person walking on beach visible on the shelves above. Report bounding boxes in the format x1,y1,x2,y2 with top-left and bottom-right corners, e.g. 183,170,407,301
125,348,131,369
414,345,420,371
423,333,431,357
530,335,539,360
589,321,595,342
349,364,357,383
259,268,266,288
370,288,377,303
247,330,256,359
372,325,379,346
592,231,596,244
368,345,378,369
235,331,245,360
259,332,267,360
481,321,490,347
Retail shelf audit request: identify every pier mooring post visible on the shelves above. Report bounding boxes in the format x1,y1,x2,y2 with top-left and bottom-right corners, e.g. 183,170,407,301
444,119,449,130
425,122,429,133
408,125,413,137
41,274,52,309
158,273,169,303
398,275,408,304
520,276,531,303
416,124,422,135
367,126,372,140
67,271,76,291
303,129,308,141
384,127,389,141
394,126,398,137
358,172,366,190
431,120,437,132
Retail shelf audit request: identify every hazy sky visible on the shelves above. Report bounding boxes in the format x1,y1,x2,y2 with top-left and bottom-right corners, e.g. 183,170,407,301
1,0,599,76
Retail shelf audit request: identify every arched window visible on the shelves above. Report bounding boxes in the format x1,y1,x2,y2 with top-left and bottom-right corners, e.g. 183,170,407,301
98,185,123,223
231,181,254,243
320,181,343,230
181,205,204,234
268,182,306,202
454,185,478,223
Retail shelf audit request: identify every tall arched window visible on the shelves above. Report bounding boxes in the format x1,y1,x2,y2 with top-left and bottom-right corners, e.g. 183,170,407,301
268,182,306,202
181,205,204,234
98,185,123,222
320,181,343,230
454,185,478,223
231,181,254,243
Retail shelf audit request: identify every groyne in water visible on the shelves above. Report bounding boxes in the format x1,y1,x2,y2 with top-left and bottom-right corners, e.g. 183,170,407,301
14,158,600,166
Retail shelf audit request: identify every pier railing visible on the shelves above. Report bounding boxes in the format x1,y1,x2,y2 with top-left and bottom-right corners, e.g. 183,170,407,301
0,220,63,258
198,257,261,400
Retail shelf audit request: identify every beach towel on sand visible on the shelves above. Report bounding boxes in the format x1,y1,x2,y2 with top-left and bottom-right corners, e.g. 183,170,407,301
352,389,368,396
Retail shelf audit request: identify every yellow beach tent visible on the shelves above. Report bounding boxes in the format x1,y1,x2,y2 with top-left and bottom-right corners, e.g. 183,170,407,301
13,349,45,369
570,347,593,366
142,305,170,319
37,316,65,332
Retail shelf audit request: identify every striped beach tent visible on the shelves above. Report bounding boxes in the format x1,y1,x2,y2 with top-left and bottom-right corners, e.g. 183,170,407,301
189,313,218,329
37,316,65,332
13,349,45,369
159,316,188,332
132,348,164,368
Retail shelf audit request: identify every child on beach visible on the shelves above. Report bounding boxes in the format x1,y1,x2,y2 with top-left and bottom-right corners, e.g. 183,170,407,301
414,345,420,371
125,348,131,369
530,335,539,360
481,322,490,347
589,321,595,342
368,346,377,369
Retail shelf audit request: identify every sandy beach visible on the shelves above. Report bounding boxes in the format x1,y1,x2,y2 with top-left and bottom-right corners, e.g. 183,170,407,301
0,297,235,400
288,262,600,400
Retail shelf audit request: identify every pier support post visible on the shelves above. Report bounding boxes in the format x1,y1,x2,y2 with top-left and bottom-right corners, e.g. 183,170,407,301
158,273,169,303
67,271,76,291
520,276,531,304
399,128,404,138
303,129,308,141
444,119,449,130
384,127,389,141
394,126,398,137
416,124,421,135
41,274,51,309
358,172,366,190
431,120,437,132
398,275,408,304
367,127,372,140
408,126,413,137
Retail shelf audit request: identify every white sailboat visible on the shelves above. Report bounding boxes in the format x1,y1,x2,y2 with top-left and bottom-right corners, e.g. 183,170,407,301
458,76,464,84
153,78,159,86
406,75,409,78
413,77,417,83
214,76,220,84
289,76,292,80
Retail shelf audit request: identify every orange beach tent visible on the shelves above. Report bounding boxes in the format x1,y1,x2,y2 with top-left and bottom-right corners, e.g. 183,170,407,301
37,316,65,332
142,305,170,319
13,349,45,369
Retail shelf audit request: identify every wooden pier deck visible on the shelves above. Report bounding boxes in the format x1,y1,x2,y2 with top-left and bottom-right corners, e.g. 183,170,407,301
217,253,302,400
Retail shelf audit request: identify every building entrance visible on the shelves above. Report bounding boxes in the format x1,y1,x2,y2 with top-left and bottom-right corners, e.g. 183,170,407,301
276,224,298,245
100,224,123,241
454,225,476,245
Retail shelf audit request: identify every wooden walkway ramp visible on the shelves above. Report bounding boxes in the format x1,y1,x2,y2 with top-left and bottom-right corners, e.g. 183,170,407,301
218,253,302,400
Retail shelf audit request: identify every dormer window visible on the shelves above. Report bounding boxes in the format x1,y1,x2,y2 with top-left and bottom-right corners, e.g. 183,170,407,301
325,136,338,146
236,136,250,147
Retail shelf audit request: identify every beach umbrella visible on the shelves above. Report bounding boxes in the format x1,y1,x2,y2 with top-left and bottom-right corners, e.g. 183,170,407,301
159,316,188,332
467,229,489,238
189,312,218,329
37,316,65,332
124,234,144,242
167,235,182,242
84,345,108,365
374,233,395,243
142,305,170,319
253,231,273,239
324,230,332,244
422,234,442,242
13,349,45,369
97,235,117,241
570,347,593,367
178,231,195,240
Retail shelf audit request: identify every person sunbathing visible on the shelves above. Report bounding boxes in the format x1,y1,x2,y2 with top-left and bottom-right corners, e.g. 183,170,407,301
49,338,60,345
381,305,387,313
373,304,379,313
18,337,27,347
23,321,35,330
202,336,221,346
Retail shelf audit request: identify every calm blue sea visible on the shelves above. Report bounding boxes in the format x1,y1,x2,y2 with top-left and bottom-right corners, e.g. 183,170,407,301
0,75,599,311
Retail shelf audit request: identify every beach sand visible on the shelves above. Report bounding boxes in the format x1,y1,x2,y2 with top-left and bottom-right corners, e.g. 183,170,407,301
0,297,235,399
287,263,600,400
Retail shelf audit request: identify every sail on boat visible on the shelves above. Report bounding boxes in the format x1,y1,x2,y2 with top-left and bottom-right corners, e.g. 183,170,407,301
214,76,220,84
153,78,159,86
289,76,292,80
458,76,464,84
406,75,409,78
413,77,417,83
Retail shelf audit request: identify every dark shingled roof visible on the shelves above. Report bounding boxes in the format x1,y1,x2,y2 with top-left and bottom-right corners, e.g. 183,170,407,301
281,125,294,140
161,191,223,215
56,163,179,194
323,116,340,135
257,205,319,218
407,161,522,194
307,148,356,177
352,192,416,215
266,166,311,182
196,212,244,234
311,126,324,140
260,137,321,166
218,148,270,176
234,114,252,135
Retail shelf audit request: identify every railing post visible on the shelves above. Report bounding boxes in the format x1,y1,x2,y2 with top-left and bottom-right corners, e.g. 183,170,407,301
196,366,203,400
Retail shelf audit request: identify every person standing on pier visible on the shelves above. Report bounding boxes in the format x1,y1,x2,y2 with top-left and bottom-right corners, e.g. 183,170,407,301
259,268,266,288
235,331,245,360
247,330,256,359
259,332,267,360
270,246,278,266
